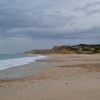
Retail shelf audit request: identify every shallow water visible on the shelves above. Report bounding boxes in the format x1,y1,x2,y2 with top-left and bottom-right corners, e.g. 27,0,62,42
0,54,47,70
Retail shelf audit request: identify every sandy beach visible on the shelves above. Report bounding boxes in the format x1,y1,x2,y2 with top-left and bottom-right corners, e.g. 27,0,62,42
0,54,100,100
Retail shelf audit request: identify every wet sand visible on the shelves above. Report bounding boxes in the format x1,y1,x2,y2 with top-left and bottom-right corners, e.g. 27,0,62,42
0,54,100,100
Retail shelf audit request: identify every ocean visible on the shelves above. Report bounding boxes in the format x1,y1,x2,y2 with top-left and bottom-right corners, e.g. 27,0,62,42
0,54,46,71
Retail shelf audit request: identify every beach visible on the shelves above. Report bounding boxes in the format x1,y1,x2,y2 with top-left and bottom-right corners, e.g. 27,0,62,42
0,54,100,100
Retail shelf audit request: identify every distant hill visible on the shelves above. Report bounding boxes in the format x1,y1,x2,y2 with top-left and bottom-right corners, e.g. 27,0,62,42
24,49,49,54
24,44,100,54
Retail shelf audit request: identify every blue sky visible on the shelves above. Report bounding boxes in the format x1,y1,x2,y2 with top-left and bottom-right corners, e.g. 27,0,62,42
0,0,100,53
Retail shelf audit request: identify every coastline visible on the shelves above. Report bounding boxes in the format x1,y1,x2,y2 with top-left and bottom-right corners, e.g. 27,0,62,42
0,55,52,79
0,54,47,71
0,54,100,100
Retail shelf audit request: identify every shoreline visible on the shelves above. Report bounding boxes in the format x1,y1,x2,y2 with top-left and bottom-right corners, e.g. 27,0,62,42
0,54,47,71
0,55,52,79
0,54,100,100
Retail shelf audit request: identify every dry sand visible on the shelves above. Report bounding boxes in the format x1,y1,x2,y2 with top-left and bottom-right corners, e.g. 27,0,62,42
0,54,100,100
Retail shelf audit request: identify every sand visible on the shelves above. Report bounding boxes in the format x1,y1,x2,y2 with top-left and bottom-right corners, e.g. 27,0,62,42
0,54,100,100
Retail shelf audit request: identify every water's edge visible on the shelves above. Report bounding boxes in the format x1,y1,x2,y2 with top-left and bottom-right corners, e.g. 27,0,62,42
0,54,47,71
0,55,52,79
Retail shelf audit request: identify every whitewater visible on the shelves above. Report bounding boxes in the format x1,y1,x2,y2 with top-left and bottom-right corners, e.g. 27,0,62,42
0,54,47,71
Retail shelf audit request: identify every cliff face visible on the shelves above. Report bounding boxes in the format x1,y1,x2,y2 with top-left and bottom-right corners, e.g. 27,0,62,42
47,46,76,54
24,44,100,54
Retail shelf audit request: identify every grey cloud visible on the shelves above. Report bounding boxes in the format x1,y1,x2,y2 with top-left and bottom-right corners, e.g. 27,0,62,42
70,26,100,40
74,1,100,11
0,0,99,47
0,0,75,38
74,1,100,15
3,25,100,41
0,5,74,27
86,8,100,15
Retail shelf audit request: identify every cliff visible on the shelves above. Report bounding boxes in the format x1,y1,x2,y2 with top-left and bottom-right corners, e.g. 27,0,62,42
47,46,76,54
24,44,100,54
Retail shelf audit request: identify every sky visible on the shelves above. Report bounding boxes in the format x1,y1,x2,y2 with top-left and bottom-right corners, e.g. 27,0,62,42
0,0,100,53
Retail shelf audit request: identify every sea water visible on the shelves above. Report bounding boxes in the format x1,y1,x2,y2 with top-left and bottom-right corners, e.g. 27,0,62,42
0,54,46,71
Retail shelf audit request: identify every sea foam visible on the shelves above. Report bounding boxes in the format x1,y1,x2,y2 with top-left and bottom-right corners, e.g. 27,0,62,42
0,55,46,71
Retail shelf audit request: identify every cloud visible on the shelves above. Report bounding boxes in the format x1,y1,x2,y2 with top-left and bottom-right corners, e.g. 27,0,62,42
4,25,100,41
0,0,100,53
74,1,100,15
0,0,75,39
74,1,100,11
